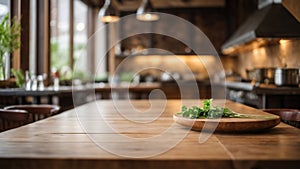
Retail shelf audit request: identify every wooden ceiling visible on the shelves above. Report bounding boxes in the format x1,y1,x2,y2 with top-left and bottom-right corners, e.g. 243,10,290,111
81,0,225,10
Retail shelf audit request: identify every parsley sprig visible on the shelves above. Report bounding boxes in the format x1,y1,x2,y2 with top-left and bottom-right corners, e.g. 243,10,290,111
177,99,251,119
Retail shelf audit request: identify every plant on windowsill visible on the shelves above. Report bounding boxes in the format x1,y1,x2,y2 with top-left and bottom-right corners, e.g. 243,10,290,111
0,13,20,81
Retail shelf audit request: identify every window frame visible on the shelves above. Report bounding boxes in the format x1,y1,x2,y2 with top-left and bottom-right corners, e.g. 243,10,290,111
11,0,96,84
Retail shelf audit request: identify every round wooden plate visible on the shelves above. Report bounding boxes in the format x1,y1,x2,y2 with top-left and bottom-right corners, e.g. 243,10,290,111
173,114,281,133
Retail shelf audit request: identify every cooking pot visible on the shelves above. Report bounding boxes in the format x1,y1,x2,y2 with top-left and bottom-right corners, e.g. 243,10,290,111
246,69,256,82
247,68,276,84
275,68,299,86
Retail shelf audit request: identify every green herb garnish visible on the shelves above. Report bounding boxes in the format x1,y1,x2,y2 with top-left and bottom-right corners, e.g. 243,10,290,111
177,99,253,119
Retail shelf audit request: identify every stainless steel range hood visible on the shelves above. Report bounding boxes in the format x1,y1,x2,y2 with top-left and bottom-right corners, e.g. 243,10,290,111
222,0,300,55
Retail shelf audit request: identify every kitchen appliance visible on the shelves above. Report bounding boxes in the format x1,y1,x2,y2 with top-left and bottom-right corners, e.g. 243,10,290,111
222,0,300,54
274,68,299,86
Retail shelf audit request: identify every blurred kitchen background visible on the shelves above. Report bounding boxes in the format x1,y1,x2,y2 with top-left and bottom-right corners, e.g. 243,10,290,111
0,0,300,110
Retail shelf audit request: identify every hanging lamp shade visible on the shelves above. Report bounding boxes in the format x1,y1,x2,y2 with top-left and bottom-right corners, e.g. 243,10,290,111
136,0,159,21
98,0,120,23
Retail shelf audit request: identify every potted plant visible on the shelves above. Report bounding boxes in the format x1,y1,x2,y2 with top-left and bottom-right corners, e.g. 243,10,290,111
0,13,20,80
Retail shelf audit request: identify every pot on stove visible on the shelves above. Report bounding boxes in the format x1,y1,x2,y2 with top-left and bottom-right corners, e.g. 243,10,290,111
275,68,299,86
247,68,276,84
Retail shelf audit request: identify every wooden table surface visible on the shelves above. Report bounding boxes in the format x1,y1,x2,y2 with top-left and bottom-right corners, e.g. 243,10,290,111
0,100,299,169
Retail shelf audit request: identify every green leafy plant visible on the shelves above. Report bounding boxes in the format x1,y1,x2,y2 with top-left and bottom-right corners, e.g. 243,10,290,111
0,14,21,80
11,68,24,88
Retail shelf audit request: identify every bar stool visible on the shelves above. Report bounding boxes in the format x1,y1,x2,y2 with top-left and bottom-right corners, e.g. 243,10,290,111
4,105,60,122
263,109,300,128
0,109,29,132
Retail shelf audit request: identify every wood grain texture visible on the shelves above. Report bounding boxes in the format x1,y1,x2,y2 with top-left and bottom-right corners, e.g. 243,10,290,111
0,100,299,169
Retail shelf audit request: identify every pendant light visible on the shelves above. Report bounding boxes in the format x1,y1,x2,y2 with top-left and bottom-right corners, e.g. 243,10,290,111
98,0,120,23
136,0,159,21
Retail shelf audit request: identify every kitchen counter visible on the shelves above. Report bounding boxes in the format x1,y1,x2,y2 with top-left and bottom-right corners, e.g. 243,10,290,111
225,81,300,109
225,81,254,91
94,82,161,92
0,86,91,111
255,84,300,95
0,81,209,95
226,81,300,94
0,83,162,108
0,86,88,96
0,80,215,100
0,99,299,169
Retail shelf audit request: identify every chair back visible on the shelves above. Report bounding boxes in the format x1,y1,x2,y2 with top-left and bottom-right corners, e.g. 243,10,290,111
263,109,300,128
0,109,29,132
5,105,60,122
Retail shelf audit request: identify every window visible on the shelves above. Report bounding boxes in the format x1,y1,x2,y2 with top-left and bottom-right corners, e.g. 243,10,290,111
0,0,9,80
0,0,9,19
50,0,71,79
73,0,89,80
50,0,90,81
4,0,99,84
29,0,37,74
